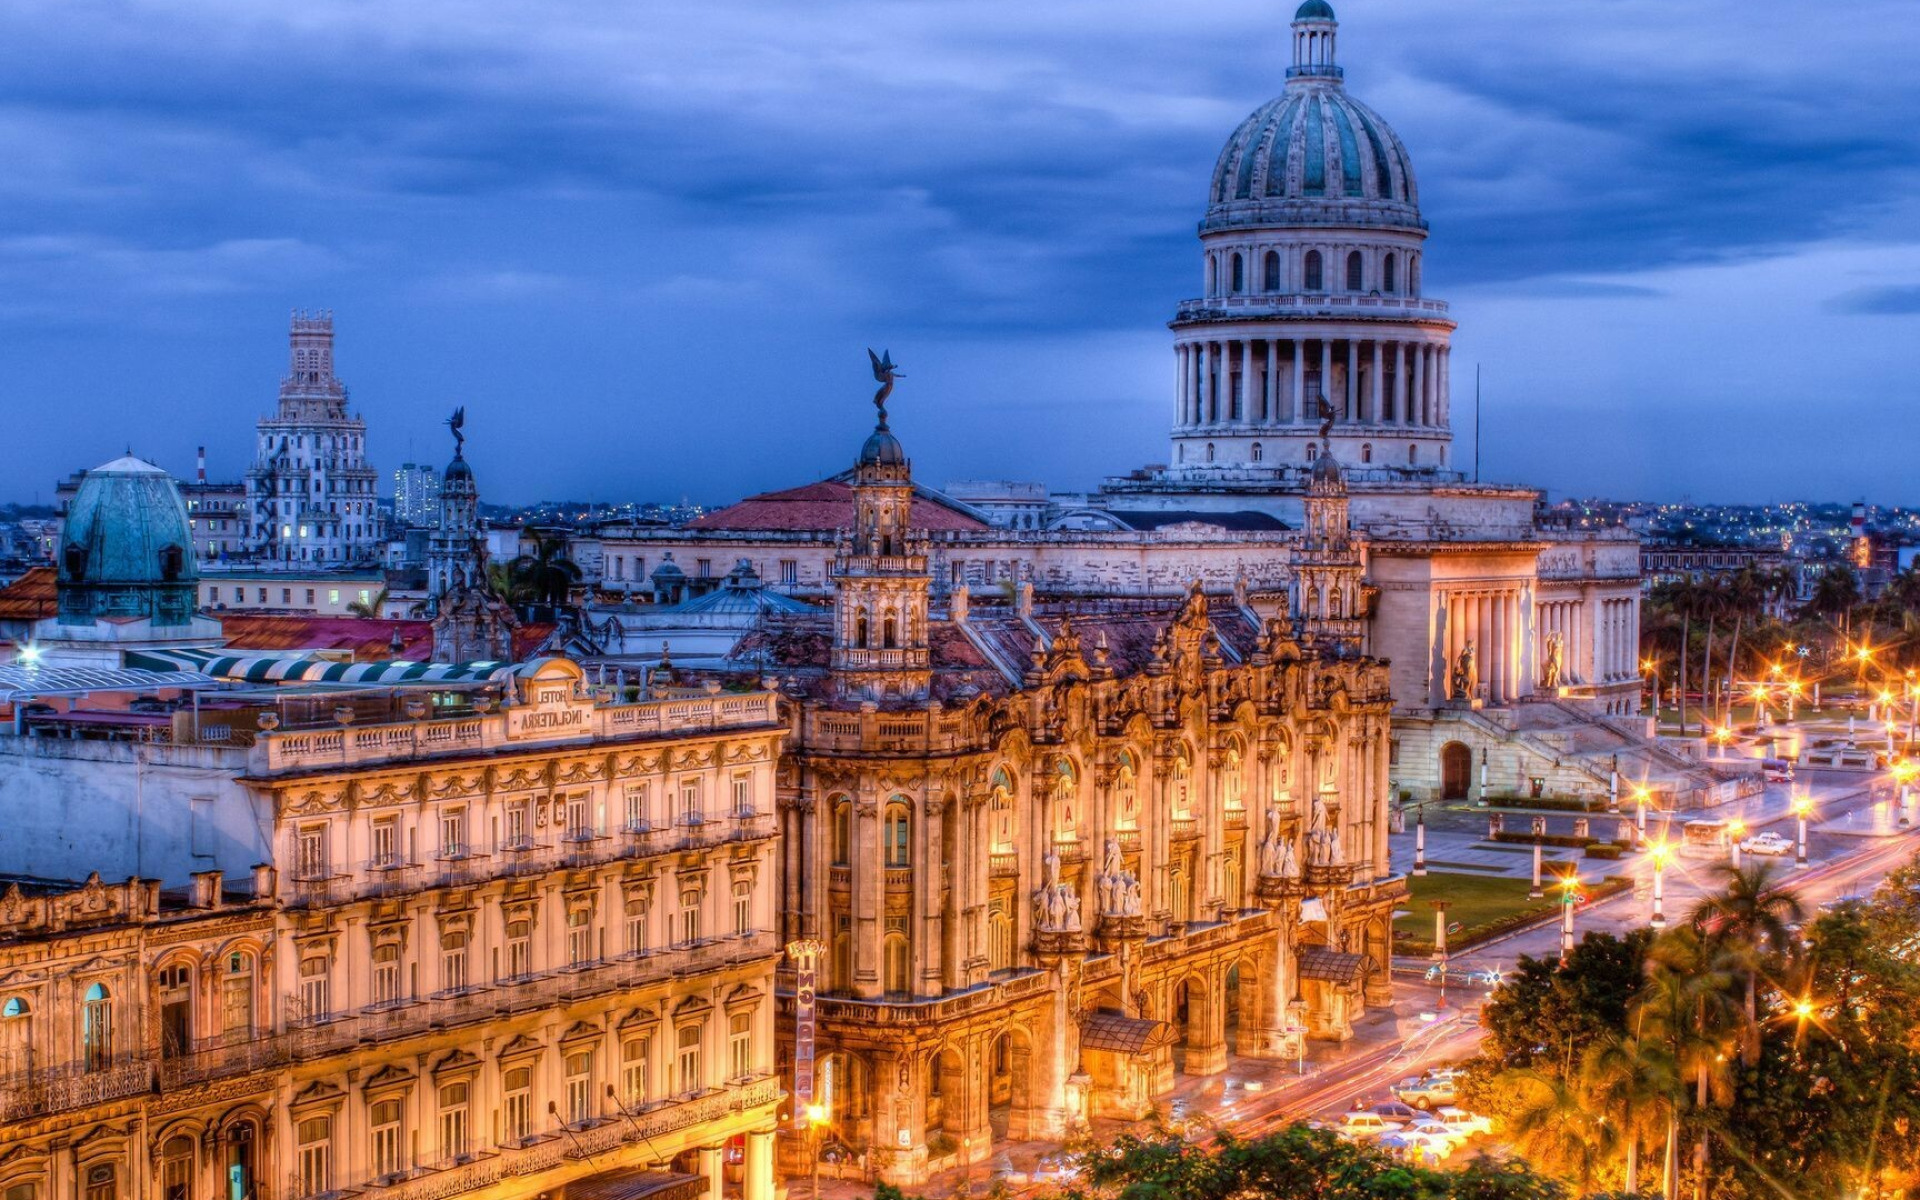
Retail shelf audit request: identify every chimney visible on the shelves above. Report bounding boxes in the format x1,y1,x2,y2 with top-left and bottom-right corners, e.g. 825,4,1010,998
197,446,207,483
190,869,224,910
251,863,276,902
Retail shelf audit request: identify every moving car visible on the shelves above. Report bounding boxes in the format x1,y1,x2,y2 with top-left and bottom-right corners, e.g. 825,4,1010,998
1740,831,1793,856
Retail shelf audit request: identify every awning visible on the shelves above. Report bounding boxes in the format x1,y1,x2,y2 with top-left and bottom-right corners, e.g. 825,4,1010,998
547,1168,707,1200
1296,947,1369,985
0,664,220,701
126,648,513,685
1079,1009,1177,1055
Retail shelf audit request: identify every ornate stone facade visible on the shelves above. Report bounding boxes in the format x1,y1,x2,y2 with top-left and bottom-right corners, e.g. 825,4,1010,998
745,415,1403,1185
0,658,786,1200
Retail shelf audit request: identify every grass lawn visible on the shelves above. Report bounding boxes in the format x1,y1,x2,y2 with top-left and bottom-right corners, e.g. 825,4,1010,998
1393,871,1560,952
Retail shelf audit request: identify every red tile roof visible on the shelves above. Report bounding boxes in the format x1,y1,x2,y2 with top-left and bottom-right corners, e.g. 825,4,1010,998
216,614,557,663
0,567,57,622
687,480,987,533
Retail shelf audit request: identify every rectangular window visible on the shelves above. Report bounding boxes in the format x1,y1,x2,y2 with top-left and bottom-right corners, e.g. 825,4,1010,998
503,1068,533,1144
676,1024,702,1095
506,919,533,979
327,589,339,605
622,1036,651,1105
678,779,702,826
731,774,753,817
257,587,267,603
441,808,467,858
733,882,752,937
567,908,593,967
624,784,650,832
371,818,398,868
680,892,701,945
295,826,328,879
625,897,649,955
441,931,469,993
297,1117,331,1197
565,1051,594,1126
695,559,711,578
372,943,402,1006
565,793,590,840
305,588,315,604
503,801,530,849
728,1011,752,1081
299,955,331,1021
369,1098,404,1178
779,560,798,585
438,1081,471,1162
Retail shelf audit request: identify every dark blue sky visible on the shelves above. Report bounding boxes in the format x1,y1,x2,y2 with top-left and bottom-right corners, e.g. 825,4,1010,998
4,0,1918,506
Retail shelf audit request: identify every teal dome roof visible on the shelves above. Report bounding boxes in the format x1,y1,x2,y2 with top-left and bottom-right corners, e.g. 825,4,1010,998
57,455,201,627
1295,0,1335,19
1207,86,1420,233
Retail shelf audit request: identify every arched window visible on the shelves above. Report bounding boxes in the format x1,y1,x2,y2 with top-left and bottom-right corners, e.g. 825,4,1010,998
1054,759,1079,835
1,997,32,1077
989,770,1016,851
82,983,112,1070
988,909,1013,973
1346,251,1364,292
1306,442,1318,462
1263,250,1281,292
883,933,911,995
1170,867,1190,924
884,801,912,867
1114,751,1139,826
854,611,869,647
225,1121,257,1200
1304,250,1323,291
162,1135,195,1200
882,612,898,649
1409,444,1418,464
1172,745,1192,813
1361,443,1373,463
1251,442,1263,462
1382,253,1397,294
1230,253,1244,294
1205,443,1216,463
831,798,851,866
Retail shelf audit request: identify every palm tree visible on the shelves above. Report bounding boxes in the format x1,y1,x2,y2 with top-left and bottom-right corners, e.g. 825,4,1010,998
1688,861,1805,1065
346,587,390,619
1583,1031,1677,1196
1498,1067,1612,1193
1637,928,1741,1200
1806,564,1861,633
1720,569,1766,721
507,532,582,609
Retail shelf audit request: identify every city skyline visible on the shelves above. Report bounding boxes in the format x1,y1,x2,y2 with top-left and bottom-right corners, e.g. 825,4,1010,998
3,0,1918,505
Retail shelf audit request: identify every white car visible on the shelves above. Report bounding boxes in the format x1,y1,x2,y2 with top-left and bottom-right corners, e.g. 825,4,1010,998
1335,1112,1396,1140
1402,1120,1463,1156
1433,1107,1493,1138
1740,831,1793,856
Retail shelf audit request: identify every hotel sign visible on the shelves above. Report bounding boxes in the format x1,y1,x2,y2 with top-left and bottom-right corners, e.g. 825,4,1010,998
788,939,825,1107
505,701,592,740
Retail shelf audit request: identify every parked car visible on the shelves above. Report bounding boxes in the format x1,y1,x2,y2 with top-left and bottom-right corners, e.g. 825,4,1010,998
1335,1112,1397,1140
1740,831,1793,856
1393,1076,1459,1109
1370,1100,1421,1125
1403,1119,1463,1155
1433,1107,1494,1137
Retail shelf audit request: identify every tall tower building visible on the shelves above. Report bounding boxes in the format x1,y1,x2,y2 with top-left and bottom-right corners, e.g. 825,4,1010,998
393,461,442,528
1169,0,1455,475
244,311,383,564
830,372,932,702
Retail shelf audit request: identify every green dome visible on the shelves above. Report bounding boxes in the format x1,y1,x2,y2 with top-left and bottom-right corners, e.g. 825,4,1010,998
1295,0,1336,20
57,455,200,626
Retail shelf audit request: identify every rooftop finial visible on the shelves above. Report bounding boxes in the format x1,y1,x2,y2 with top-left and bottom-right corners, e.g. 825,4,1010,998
1289,0,1342,81
447,406,466,456
867,348,903,429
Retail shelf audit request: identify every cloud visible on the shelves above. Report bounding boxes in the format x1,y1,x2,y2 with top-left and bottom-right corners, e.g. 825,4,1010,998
1825,286,1920,316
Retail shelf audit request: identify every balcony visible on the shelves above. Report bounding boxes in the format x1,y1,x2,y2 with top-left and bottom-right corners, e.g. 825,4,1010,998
0,1056,153,1121
1172,292,1451,322
157,1030,287,1089
336,1076,781,1200
987,852,1018,878
1169,817,1201,842
1111,828,1141,852
283,934,783,1058
883,868,913,891
801,708,975,755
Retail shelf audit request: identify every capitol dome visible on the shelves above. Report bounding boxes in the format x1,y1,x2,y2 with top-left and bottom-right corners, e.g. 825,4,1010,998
1203,1,1422,234
56,454,202,627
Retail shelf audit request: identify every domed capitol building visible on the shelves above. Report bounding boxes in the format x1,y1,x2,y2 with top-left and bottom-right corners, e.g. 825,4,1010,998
597,0,1703,809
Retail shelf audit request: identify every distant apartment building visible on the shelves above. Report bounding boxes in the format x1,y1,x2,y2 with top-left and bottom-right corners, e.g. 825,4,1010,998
394,461,442,529
198,567,389,615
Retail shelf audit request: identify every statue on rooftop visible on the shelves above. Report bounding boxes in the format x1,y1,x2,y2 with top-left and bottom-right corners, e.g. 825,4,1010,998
1541,632,1564,690
868,349,903,423
447,406,466,455
1451,639,1476,701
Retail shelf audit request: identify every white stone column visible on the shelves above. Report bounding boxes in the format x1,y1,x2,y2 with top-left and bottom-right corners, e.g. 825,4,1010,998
1265,339,1277,424
1426,345,1439,427
1492,593,1507,703
1290,340,1305,424
1318,339,1332,417
1439,346,1451,429
1239,339,1254,427
1369,340,1382,424
1345,339,1358,422
1393,342,1407,424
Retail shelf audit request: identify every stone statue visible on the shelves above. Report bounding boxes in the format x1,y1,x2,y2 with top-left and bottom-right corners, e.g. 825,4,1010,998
1033,844,1082,932
1095,835,1143,918
1102,836,1124,879
1259,807,1288,878
868,348,902,422
1276,836,1299,879
1541,632,1564,690
447,405,466,455
1451,639,1476,700
1306,790,1340,866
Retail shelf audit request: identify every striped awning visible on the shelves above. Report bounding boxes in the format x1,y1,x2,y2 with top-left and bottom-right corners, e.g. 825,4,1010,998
126,647,513,685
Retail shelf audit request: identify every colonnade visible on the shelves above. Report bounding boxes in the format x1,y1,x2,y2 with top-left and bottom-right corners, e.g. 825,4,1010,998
1438,589,1527,706
1594,595,1637,684
1174,336,1448,433
1536,598,1585,687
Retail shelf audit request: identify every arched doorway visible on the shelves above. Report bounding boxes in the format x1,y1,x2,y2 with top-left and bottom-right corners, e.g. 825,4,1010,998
987,1027,1035,1140
1440,742,1472,800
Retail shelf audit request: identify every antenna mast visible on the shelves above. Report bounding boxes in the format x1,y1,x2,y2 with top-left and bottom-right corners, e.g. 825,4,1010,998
1474,364,1482,484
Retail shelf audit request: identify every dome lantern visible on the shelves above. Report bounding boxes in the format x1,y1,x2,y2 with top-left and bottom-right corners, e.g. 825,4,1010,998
1290,1,1342,82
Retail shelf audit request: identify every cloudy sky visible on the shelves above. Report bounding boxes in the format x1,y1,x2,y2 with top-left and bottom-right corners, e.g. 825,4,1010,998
3,0,1918,506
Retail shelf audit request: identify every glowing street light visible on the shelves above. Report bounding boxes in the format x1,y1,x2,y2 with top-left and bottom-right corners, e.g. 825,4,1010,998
1558,870,1580,966
1413,801,1428,877
1728,818,1747,870
1894,760,1917,829
806,1102,831,1200
1649,839,1671,929
1634,785,1651,841
1793,792,1813,867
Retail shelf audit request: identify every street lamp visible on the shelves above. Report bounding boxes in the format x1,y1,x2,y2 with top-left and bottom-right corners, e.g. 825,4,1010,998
1727,818,1746,870
1793,792,1813,867
1634,786,1651,841
1894,760,1916,829
1558,870,1580,967
806,1102,830,1200
1649,839,1671,929
1430,900,1452,1009
1530,819,1545,900
1642,658,1658,717
1413,801,1428,877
